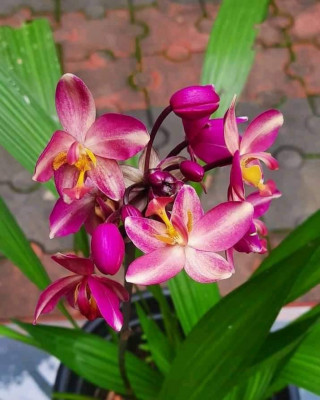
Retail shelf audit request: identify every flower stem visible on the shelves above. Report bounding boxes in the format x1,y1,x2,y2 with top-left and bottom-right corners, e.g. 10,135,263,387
118,242,136,399
203,156,233,172
144,105,172,176
166,139,188,158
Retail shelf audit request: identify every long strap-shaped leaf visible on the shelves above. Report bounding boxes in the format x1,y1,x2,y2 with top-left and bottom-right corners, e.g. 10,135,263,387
158,247,314,400
0,20,60,192
17,322,162,400
202,0,269,116
0,197,50,289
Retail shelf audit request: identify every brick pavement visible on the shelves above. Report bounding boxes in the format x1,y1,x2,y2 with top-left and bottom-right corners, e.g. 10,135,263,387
0,0,320,321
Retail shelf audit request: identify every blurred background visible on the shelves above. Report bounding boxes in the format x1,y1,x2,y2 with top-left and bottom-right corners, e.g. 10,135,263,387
0,0,320,398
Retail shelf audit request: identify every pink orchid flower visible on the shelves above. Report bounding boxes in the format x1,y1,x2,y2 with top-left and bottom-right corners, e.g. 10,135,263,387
228,153,281,254
33,74,149,202
125,185,254,285
224,97,283,196
34,253,128,331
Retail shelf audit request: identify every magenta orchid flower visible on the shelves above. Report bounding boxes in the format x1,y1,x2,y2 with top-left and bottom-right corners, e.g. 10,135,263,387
34,253,128,331
228,154,281,254
49,180,118,238
224,97,283,196
124,185,254,285
33,73,149,202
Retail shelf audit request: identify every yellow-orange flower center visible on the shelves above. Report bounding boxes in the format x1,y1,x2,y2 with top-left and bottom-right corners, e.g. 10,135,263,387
240,157,266,192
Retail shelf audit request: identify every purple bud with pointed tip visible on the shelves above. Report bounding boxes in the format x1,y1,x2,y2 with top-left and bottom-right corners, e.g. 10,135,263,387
121,205,142,222
170,85,220,120
91,223,125,275
148,170,170,187
180,160,204,182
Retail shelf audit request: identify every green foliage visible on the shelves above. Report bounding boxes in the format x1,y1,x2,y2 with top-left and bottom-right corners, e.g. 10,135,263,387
17,322,162,400
202,0,269,116
0,19,60,193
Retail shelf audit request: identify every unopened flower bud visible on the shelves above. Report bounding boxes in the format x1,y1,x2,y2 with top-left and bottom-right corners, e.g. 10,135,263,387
121,205,142,222
91,223,124,275
148,170,170,187
180,160,204,182
170,85,220,120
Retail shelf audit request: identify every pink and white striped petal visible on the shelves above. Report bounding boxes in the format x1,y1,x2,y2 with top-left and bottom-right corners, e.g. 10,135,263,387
125,216,167,253
189,201,254,252
33,275,81,323
228,151,245,201
171,185,203,229
49,195,94,238
52,253,94,275
87,156,125,201
243,152,279,170
224,96,240,155
53,164,79,202
55,74,96,142
33,130,75,182
240,110,283,154
185,247,234,283
126,246,185,285
84,114,149,161
88,276,124,331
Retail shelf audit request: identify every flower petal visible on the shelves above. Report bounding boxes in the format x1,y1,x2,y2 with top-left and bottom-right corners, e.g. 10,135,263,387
190,119,232,163
189,201,254,252
33,275,81,323
185,247,234,283
49,195,94,238
88,276,125,331
234,222,263,254
171,184,204,228
228,151,245,201
126,246,185,285
87,156,125,201
53,164,78,202
224,96,240,155
244,152,279,170
120,165,144,187
170,85,220,119
92,275,129,302
52,253,94,275
240,110,283,154
247,189,281,218
33,130,75,182
84,113,149,161
125,216,167,253
56,73,96,142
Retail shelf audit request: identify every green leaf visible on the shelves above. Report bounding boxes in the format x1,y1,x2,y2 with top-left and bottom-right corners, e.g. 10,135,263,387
0,20,61,191
158,248,311,400
74,226,90,258
17,322,162,400
136,303,174,375
0,325,40,348
202,0,269,116
0,197,50,289
255,210,320,303
268,318,320,396
148,285,182,348
168,270,220,335
223,304,320,400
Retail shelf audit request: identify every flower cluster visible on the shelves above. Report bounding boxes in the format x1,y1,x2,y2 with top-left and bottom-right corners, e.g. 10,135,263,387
33,75,283,331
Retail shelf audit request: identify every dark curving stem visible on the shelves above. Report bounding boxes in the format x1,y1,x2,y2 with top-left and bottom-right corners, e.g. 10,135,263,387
166,139,188,158
118,241,136,399
143,105,172,177
203,156,233,172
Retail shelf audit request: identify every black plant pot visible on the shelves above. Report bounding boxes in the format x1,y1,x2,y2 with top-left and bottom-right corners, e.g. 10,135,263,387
54,290,300,400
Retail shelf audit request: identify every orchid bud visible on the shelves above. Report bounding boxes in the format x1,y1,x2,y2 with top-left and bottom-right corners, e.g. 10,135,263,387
180,160,204,182
148,170,170,187
121,205,142,222
170,85,220,120
91,223,125,275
